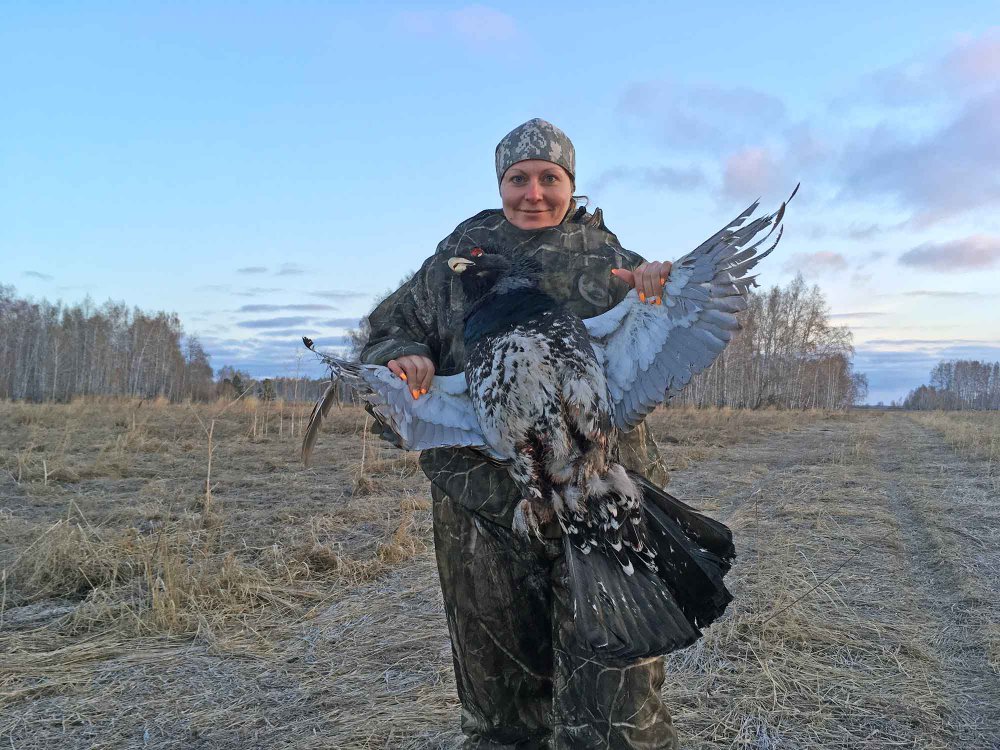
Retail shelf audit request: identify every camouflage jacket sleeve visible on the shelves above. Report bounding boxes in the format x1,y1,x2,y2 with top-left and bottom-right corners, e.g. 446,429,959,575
359,252,446,367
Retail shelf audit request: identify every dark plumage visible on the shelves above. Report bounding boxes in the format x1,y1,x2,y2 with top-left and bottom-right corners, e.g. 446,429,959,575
449,246,733,660
454,249,657,570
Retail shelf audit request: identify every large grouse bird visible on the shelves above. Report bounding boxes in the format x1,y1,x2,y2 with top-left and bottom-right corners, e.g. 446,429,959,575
303,195,792,661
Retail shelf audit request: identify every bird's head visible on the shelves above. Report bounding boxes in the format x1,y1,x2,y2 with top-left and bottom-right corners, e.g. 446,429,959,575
447,246,517,301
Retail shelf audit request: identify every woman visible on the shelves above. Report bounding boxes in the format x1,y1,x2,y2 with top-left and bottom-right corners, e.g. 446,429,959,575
361,118,680,749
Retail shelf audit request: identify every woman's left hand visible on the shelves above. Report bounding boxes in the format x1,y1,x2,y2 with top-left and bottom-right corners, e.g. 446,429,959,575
611,261,673,305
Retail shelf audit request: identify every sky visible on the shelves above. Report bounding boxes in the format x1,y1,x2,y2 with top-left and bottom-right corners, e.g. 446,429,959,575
2,2,998,404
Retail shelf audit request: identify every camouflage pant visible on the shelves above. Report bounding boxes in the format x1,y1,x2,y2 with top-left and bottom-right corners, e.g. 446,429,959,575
432,488,679,750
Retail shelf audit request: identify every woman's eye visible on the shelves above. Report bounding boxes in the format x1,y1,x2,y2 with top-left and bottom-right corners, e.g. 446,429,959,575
511,175,525,184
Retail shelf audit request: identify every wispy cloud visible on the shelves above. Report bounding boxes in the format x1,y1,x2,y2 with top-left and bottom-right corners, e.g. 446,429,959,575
782,251,848,276
234,286,284,297
256,329,321,338
618,79,786,152
797,221,905,242
200,335,349,379
236,266,268,274
944,28,1000,86
840,27,1000,108
846,225,887,241
238,304,336,313
23,270,53,281
612,31,999,229
592,164,706,193
722,147,785,199
611,81,828,207
841,89,1000,226
853,250,888,270
863,338,999,348
197,308,367,376
829,312,887,319
898,235,1000,271
394,5,517,42
317,317,362,328
833,30,1000,226
276,263,306,276
902,289,992,299
236,316,312,329
308,289,370,301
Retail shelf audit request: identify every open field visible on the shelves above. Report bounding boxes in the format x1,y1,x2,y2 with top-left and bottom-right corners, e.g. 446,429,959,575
2,400,999,749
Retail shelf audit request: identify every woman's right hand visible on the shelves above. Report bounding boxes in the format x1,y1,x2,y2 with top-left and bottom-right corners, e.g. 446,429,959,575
387,355,436,400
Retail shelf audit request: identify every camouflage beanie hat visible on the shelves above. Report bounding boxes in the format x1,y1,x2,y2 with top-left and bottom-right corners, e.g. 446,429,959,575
495,118,576,184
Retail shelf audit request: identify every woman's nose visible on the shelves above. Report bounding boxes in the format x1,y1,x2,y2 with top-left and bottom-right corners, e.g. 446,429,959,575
525,180,544,201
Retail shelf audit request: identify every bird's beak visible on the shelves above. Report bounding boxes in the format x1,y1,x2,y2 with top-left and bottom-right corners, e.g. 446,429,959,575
448,257,476,274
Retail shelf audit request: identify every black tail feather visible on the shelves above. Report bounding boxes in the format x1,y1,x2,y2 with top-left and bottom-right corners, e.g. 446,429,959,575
631,471,735,629
564,536,698,662
565,473,735,662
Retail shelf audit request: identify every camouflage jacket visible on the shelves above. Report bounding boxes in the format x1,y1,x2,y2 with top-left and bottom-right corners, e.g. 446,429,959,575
360,207,669,527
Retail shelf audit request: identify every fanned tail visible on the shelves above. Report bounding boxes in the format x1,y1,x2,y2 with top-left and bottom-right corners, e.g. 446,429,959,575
565,471,734,662
632,471,734,628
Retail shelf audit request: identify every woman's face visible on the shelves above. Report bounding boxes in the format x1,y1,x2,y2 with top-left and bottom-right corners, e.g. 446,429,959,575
500,160,574,230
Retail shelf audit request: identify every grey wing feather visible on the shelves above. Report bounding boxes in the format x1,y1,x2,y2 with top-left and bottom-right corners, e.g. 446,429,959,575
585,190,795,430
301,357,499,465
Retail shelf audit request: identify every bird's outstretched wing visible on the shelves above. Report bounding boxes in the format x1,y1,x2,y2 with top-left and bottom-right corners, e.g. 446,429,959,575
301,348,497,466
585,187,796,431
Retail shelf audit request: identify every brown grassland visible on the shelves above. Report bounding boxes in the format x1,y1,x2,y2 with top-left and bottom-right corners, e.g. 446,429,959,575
1,400,998,749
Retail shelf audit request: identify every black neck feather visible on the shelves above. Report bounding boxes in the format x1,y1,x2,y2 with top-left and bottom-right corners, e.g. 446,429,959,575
463,284,557,347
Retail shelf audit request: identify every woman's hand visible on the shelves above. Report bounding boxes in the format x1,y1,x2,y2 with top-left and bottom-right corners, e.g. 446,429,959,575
387,355,436,400
611,261,673,305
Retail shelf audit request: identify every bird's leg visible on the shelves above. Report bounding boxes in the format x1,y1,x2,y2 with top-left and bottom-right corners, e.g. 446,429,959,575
512,497,555,541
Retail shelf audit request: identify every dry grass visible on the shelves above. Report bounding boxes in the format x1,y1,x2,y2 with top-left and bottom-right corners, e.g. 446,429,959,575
0,399,425,633
906,410,1000,471
1,401,996,748
644,405,846,474
660,428,952,748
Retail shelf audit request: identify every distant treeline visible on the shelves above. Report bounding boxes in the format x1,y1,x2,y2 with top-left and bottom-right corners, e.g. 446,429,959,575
3,276,865,409
216,367,329,403
903,360,1000,410
0,285,326,403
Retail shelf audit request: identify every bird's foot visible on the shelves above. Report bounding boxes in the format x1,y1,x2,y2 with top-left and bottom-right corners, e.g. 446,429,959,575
512,498,555,541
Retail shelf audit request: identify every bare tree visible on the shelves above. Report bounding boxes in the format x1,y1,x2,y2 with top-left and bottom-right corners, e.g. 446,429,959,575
0,286,217,402
671,275,865,409
905,359,1000,410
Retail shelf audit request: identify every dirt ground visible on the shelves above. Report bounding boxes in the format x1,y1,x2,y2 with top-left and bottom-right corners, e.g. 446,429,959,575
1,401,998,749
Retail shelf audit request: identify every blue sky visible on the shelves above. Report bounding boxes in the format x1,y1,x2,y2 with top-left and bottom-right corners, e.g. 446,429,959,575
3,2,998,404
